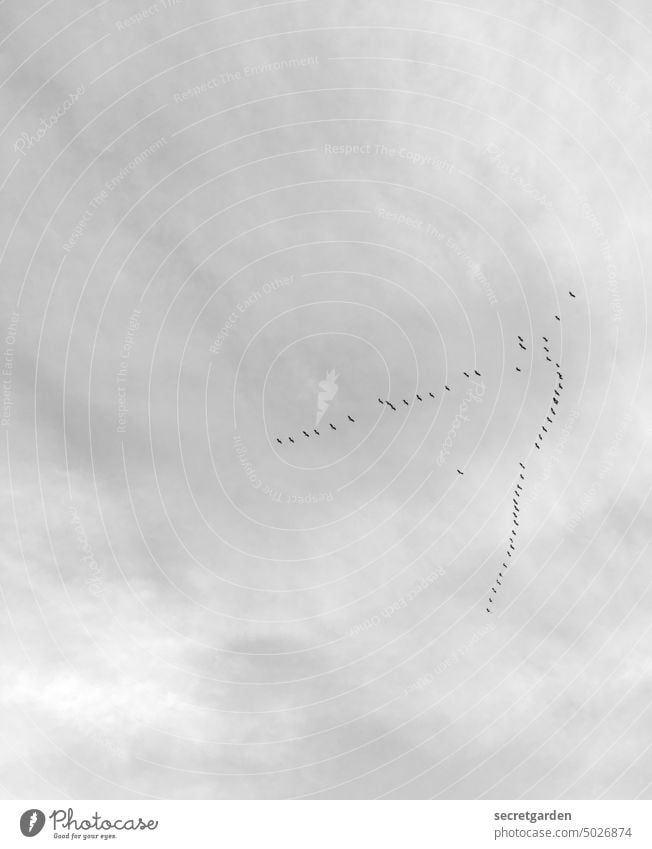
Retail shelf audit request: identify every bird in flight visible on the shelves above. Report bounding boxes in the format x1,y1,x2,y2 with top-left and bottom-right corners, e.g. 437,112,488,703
519,462,525,469
463,371,469,378
516,366,522,372
519,343,527,351
289,436,295,444
535,442,540,449
457,469,464,475
518,335,524,342
330,423,336,430
276,438,282,444
314,429,320,436
416,394,422,401
475,370,481,376
387,402,396,411
403,399,409,406
347,415,355,422
303,431,310,438
555,314,560,321
569,290,576,298
378,398,384,404
543,336,548,342
429,392,435,398
445,385,451,391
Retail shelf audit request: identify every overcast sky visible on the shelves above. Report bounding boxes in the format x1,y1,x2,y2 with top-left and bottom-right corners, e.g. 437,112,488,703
1,0,652,799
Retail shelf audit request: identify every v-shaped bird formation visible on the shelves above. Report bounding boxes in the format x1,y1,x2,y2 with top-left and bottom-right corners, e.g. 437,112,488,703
271,293,576,617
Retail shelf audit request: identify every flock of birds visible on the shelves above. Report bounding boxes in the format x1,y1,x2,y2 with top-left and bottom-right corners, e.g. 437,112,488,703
275,372,481,481
273,290,577,615
486,324,567,613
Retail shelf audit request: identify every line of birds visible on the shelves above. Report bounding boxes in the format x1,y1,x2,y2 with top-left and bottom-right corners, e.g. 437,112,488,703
274,370,482,450
486,320,569,613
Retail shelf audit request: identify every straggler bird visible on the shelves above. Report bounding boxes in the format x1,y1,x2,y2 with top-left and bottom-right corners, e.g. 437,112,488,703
555,314,560,320
457,469,464,475
516,367,522,372
569,290,576,298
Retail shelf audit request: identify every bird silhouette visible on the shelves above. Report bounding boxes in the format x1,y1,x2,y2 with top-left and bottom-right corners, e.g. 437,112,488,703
514,520,519,526
544,346,549,352
519,462,525,469
555,362,560,368
518,335,523,341
542,426,548,433
554,389,560,397
497,579,502,586
378,398,384,404
277,438,282,444
516,367,522,372
429,392,435,398
551,409,556,415
475,370,481,376
507,551,512,557
303,431,310,438
463,371,469,378
314,429,320,436
486,608,491,613
289,437,295,444
499,571,503,577
569,290,576,298
347,415,355,422
416,394,422,401
519,343,527,350
330,423,336,430
489,597,494,602
546,356,551,362
387,402,396,411
520,473,524,479
555,314,560,321
553,397,559,405
492,588,497,594
546,416,552,423
510,544,515,550
517,484,522,490
457,469,464,475
543,336,549,342
535,442,540,449
445,385,451,391
403,399,409,406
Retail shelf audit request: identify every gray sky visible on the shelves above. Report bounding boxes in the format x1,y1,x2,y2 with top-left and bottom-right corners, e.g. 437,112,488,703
1,0,652,799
